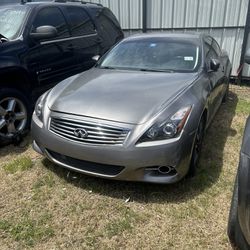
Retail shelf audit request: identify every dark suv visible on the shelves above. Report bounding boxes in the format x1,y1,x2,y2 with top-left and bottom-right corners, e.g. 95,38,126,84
0,0,123,143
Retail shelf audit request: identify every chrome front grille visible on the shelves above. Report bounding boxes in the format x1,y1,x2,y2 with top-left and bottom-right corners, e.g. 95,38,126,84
49,117,129,145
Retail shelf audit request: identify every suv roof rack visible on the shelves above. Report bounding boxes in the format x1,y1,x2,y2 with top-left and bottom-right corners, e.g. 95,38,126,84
53,0,103,6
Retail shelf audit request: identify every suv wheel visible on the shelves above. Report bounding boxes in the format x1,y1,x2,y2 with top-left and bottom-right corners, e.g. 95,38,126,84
0,89,30,145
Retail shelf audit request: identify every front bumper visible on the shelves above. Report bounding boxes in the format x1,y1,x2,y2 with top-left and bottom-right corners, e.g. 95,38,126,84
31,113,196,184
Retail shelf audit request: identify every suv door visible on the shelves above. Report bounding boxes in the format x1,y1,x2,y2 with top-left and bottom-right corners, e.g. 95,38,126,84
30,6,76,89
63,6,100,71
204,37,225,119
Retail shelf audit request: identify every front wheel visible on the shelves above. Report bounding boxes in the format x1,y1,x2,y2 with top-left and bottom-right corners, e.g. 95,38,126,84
0,88,31,145
188,117,205,177
222,83,229,103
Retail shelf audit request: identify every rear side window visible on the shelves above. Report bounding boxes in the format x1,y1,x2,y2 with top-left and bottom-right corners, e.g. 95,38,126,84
66,7,95,36
96,9,122,44
32,7,69,39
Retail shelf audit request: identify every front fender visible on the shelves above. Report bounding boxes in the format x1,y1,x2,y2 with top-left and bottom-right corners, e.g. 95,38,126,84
0,56,21,71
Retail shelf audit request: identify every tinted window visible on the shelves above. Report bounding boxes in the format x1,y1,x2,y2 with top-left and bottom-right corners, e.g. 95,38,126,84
96,9,122,42
66,7,95,36
207,47,218,59
204,36,212,46
204,43,210,57
32,7,69,39
212,39,221,56
100,40,201,72
205,43,218,70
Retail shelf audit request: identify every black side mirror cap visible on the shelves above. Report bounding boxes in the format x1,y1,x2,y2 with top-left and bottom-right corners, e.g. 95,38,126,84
245,49,250,64
30,25,57,40
210,59,220,72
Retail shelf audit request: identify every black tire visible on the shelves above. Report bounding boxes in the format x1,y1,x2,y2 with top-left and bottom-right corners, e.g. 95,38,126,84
0,88,31,146
228,174,239,247
188,116,205,177
228,174,250,250
222,83,229,103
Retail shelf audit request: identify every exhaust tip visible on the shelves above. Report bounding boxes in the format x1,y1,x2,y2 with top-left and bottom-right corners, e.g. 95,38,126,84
158,166,173,175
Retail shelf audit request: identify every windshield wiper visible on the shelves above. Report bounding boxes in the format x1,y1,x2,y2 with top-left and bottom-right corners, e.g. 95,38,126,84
138,68,175,73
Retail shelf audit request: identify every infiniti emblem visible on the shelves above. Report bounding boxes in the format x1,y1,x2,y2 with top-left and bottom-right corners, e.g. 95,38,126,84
73,128,88,139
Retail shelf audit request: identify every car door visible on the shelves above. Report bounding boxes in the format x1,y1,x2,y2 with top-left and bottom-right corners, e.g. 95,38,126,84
204,37,225,120
63,6,100,71
30,6,77,89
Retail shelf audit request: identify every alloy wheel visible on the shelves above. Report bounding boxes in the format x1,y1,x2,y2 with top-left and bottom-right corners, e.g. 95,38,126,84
0,97,27,138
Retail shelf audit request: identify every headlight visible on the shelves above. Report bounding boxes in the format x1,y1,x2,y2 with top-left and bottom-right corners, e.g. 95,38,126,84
34,90,50,122
139,106,192,142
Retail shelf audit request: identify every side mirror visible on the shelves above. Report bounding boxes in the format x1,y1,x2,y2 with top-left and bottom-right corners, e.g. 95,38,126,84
210,59,220,72
245,49,250,64
30,25,57,40
92,55,100,62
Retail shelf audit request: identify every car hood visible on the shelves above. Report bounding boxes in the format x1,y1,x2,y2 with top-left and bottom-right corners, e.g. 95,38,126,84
48,68,198,125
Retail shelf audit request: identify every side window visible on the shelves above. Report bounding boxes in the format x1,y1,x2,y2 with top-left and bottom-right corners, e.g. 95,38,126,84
204,43,210,57
205,43,217,69
208,48,218,59
32,7,69,39
212,39,221,57
205,42,217,60
66,7,95,36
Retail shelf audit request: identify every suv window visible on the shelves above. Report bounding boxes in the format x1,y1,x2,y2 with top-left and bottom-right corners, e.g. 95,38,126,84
32,7,69,39
66,7,95,36
96,9,122,42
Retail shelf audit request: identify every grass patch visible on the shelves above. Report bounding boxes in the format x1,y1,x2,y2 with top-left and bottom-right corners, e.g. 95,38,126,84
104,208,140,238
0,85,250,249
0,212,54,246
236,99,250,114
3,156,33,174
31,173,55,202
33,173,55,189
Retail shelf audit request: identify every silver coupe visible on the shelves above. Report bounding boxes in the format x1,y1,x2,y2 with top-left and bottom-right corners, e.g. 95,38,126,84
31,33,232,184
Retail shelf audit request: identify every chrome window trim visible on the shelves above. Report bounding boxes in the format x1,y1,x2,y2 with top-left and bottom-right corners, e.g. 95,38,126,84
40,32,97,45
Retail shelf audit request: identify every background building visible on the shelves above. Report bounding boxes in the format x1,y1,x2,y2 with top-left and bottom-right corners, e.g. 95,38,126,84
89,0,250,79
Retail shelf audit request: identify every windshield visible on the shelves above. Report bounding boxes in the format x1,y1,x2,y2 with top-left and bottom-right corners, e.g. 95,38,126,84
0,6,29,40
99,39,201,72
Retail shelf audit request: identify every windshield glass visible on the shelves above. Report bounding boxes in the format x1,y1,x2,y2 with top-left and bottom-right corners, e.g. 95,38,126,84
99,39,201,72
0,6,29,40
